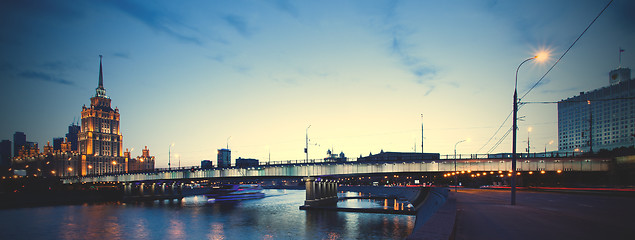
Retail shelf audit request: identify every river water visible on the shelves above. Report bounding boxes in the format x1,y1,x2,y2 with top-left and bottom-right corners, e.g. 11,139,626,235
0,189,415,239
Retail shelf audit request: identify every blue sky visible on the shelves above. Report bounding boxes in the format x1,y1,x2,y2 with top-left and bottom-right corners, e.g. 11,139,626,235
1,0,634,167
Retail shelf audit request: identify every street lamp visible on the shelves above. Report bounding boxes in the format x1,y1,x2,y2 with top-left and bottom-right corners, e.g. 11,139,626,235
512,56,537,205
454,139,466,192
544,140,554,156
305,125,311,163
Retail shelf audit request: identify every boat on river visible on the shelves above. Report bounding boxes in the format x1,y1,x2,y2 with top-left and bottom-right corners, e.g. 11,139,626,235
205,184,265,202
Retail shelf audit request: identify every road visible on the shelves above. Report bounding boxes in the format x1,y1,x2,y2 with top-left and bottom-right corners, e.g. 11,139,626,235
454,189,635,240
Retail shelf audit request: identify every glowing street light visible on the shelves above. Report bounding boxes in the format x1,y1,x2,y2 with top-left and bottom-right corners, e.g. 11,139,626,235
454,139,466,192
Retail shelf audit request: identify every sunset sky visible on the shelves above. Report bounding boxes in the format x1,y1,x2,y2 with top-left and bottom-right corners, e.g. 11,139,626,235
1,0,634,167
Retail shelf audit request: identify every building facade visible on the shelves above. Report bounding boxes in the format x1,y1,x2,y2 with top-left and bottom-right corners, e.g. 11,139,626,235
558,67,635,152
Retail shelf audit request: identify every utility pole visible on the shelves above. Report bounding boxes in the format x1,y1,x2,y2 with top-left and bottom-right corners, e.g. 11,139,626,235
588,100,593,154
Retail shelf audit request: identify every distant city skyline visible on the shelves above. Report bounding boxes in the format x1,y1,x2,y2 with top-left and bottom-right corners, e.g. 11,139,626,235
1,0,634,167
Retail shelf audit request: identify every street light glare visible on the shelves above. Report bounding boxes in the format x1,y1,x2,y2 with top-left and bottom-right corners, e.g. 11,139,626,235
534,50,551,63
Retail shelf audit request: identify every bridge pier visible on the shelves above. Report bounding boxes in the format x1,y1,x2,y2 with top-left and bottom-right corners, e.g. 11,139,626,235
303,177,338,206
138,183,145,197
124,183,132,196
159,183,166,196
150,183,156,197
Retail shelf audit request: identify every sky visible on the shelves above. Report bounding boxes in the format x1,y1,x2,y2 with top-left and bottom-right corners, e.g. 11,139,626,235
1,0,634,168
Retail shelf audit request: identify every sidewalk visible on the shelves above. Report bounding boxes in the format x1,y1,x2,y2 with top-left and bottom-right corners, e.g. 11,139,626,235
453,189,635,240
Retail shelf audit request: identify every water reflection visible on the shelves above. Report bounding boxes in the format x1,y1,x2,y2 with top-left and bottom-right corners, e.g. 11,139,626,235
0,190,414,239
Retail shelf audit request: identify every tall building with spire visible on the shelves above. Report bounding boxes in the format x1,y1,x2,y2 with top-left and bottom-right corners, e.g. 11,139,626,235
78,56,126,175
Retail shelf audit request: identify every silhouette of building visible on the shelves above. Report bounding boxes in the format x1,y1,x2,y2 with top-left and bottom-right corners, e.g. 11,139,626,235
217,148,231,168
324,149,347,162
66,123,80,152
201,160,213,169
236,157,259,168
0,140,10,167
558,67,635,152
13,132,25,158
53,137,63,152
77,56,126,175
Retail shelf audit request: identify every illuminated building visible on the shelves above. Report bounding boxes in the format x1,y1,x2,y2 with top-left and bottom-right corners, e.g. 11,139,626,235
558,67,635,152
218,148,231,168
43,141,53,155
77,56,126,175
127,146,155,172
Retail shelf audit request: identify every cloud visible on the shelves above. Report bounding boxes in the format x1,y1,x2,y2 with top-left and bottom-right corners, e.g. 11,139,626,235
19,71,74,86
223,15,252,37
0,0,83,22
113,52,131,59
106,0,202,45
523,77,551,93
272,0,299,18
391,37,437,83
208,55,225,63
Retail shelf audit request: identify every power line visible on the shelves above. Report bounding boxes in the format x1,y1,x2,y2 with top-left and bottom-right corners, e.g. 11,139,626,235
519,0,614,101
479,0,614,154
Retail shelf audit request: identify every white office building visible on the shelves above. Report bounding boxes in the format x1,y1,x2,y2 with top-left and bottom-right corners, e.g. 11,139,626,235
558,67,635,152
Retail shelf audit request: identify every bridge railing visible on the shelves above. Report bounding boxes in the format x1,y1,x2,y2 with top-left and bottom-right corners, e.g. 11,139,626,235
440,152,584,160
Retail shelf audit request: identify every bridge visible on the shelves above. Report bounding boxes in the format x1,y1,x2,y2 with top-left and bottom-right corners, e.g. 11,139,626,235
62,155,611,184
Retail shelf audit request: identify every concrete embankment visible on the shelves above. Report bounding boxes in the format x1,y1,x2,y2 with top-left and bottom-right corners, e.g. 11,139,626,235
340,186,456,240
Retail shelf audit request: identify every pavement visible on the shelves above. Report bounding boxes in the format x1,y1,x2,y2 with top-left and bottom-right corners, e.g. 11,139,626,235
453,188,635,240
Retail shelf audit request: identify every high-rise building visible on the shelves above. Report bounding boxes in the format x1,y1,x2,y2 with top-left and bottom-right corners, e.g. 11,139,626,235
217,148,231,168
13,132,26,158
558,67,635,152
78,56,123,157
66,124,80,152
0,140,11,167
77,56,126,175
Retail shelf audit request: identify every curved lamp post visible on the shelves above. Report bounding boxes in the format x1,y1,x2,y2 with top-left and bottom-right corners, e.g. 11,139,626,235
512,56,536,205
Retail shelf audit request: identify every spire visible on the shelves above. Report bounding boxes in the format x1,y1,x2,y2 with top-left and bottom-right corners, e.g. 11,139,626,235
95,55,108,98
99,55,104,88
